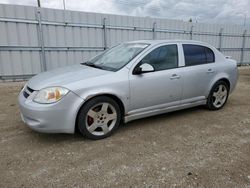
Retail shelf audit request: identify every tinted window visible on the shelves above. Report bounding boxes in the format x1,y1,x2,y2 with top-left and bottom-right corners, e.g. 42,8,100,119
140,44,178,71
183,44,215,66
205,47,215,63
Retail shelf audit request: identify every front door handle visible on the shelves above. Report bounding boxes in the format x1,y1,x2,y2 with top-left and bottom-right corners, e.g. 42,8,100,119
207,68,214,74
170,74,180,80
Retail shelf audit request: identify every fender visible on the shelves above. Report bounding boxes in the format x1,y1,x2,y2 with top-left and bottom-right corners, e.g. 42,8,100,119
76,87,129,113
73,88,129,132
205,72,230,98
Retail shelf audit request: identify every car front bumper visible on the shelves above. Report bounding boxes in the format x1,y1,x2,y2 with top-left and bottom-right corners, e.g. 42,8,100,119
18,89,84,134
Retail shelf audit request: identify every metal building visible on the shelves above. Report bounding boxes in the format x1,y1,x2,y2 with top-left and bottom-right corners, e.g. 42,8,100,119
0,4,249,80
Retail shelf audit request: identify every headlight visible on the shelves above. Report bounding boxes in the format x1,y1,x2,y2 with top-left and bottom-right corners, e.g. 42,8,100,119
33,87,69,104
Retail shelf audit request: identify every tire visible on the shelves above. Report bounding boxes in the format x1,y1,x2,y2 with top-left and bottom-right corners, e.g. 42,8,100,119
206,80,229,110
77,96,121,140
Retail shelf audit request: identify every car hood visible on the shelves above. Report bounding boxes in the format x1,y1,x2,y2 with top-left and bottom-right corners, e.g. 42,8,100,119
27,64,111,90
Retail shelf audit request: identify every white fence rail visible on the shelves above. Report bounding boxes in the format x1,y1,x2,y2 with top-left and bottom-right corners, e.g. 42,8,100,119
0,4,249,80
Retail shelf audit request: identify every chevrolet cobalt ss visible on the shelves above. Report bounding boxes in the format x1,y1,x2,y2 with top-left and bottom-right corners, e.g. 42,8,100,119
18,40,238,139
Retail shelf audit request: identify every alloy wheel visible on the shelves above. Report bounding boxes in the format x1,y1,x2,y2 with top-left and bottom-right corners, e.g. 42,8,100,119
85,102,117,136
212,84,228,108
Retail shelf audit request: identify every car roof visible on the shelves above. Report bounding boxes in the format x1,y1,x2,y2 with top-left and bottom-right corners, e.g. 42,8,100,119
126,39,212,47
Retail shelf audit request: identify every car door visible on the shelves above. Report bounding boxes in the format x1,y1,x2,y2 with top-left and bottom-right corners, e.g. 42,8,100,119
181,44,216,103
129,44,183,112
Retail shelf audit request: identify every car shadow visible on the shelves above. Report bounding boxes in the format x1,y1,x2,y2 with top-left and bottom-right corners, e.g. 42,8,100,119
28,105,209,143
118,105,208,131
27,130,87,143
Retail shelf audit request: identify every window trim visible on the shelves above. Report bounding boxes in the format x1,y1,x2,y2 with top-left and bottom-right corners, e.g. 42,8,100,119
132,44,179,74
182,44,215,67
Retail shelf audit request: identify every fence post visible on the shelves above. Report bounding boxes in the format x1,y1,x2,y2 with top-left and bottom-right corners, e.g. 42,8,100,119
152,22,156,39
218,28,223,52
240,29,247,66
103,18,107,50
190,25,194,40
36,9,47,71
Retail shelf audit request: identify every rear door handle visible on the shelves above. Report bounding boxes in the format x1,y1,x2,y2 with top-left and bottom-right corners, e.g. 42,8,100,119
170,74,180,80
207,69,214,74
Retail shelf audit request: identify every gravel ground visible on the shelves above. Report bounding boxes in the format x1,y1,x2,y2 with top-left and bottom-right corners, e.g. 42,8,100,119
0,67,250,188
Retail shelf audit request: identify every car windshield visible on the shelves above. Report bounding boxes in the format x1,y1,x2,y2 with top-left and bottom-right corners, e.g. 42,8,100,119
84,43,149,71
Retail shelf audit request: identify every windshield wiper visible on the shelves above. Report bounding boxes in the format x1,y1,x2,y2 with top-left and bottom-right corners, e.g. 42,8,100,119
81,62,104,69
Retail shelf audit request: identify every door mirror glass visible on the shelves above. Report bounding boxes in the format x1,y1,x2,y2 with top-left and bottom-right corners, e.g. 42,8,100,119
134,63,154,74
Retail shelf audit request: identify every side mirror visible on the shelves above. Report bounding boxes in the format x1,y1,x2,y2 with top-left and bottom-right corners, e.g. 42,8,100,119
133,63,154,75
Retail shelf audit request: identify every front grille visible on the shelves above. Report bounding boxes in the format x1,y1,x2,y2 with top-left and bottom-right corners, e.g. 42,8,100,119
23,91,29,98
26,86,34,93
23,86,35,98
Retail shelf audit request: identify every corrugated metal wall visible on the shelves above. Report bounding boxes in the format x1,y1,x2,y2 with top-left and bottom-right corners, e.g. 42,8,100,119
0,4,249,80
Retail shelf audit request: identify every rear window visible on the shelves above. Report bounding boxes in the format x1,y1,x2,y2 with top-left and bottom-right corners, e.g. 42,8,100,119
183,44,215,66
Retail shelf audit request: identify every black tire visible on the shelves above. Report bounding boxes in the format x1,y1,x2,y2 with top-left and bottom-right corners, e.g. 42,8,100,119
77,96,121,140
206,80,229,110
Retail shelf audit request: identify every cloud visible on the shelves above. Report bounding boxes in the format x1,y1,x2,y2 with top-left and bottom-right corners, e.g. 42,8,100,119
0,0,37,6
0,0,249,25
112,0,249,25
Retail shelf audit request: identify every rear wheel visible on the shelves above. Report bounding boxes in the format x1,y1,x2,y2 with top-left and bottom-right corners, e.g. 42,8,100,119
206,81,229,110
77,96,121,140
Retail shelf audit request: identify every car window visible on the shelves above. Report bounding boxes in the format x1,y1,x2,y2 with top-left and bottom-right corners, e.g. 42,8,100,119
139,44,178,71
205,47,215,63
183,44,215,66
87,43,149,71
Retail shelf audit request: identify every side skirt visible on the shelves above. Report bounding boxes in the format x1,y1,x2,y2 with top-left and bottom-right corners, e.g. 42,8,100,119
124,100,206,123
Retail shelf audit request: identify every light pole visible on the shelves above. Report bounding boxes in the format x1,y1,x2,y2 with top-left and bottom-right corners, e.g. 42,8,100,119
243,14,246,26
63,0,66,10
37,0,41,7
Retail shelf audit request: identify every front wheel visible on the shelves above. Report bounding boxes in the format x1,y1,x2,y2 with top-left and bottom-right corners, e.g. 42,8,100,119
77,96,121,140
206,81,229,110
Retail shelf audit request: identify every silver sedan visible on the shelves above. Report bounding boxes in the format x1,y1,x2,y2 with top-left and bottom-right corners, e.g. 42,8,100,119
18,40,238,139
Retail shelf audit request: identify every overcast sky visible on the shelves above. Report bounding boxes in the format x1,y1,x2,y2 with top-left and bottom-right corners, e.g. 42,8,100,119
0,0,249,25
